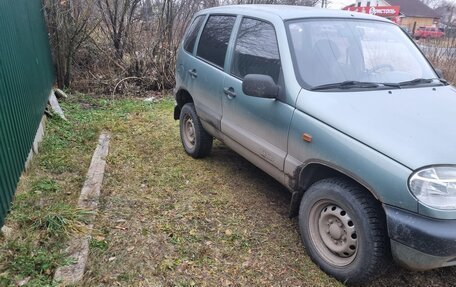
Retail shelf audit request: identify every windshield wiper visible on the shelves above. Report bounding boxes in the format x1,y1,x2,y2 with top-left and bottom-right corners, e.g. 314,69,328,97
379,78,447,88
379,82,401,88
438,78,448,85
396,78,437,87
311,81,379,91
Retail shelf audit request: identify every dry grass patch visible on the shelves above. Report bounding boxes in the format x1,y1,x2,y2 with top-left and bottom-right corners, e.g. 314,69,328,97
81,96,456,287
2,94,456,286
82,98,340,286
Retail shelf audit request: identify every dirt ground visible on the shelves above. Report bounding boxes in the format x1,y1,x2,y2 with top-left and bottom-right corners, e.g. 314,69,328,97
72,97,456,287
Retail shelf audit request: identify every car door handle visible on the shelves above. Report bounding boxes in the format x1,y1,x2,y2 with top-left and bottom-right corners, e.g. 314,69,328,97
223,87,236,98
188,69,198,78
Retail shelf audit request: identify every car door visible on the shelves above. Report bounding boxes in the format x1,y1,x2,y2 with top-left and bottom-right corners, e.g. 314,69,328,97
186,15,237,131
221,17,294,175
178,15,205,88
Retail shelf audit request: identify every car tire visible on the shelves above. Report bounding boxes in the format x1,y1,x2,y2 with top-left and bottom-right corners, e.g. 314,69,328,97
299,178,390,284
179,103,213,158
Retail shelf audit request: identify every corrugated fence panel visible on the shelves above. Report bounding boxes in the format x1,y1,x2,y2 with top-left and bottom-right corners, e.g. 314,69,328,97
0,0,55,227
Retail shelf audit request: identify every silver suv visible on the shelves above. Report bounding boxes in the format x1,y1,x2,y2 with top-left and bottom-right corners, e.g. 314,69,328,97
174,5,456,284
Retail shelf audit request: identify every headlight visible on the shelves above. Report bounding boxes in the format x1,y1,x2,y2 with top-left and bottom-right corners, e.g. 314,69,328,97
409,166,456,210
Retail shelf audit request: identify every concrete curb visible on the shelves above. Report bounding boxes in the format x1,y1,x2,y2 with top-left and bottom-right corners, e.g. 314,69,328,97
54,133,110,285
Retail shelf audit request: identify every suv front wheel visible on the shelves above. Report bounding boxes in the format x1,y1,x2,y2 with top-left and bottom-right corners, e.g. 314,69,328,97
179,103,213,158
299,178,390,284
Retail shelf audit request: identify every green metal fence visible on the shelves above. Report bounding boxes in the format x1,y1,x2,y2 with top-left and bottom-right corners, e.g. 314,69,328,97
0,0,55,227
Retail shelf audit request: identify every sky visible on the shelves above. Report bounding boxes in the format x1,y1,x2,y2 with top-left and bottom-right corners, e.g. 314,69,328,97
327,0,456,9
327,0,354,9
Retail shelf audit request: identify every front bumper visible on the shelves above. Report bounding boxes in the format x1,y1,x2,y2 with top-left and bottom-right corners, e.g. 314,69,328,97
385,205,456,270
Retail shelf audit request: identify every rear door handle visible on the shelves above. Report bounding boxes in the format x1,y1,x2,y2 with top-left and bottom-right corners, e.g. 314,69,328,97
188,69,198,78
223,87,236,98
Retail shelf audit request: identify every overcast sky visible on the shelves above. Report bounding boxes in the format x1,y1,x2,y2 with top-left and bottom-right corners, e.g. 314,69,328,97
327,0,353,9
327,0,456,9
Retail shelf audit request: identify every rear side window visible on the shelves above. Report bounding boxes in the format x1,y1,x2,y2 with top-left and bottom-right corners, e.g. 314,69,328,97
231,18,281,83
184,16,205,53
196,15,236,68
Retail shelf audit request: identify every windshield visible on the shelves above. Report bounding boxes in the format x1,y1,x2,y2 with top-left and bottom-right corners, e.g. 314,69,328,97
287,19,437,89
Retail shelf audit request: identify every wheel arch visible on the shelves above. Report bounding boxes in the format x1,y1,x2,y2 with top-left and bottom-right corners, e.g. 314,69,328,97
174,89,194,120
289,160,381,218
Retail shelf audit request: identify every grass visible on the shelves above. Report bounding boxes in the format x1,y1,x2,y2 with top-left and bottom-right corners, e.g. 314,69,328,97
1,94,456,286
0,94,102,286
78,96,339,287
0,94,146,286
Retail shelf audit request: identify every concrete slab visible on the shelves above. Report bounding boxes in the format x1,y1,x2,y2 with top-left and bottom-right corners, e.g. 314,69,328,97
49,93,67,120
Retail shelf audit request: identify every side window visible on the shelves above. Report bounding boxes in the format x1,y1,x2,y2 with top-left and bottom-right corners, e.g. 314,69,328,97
183,16,205,53
231,18,281,83
196,15,236,68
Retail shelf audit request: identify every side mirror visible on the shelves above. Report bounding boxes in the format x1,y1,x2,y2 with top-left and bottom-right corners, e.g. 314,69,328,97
242,74,278,99
435,68,444,78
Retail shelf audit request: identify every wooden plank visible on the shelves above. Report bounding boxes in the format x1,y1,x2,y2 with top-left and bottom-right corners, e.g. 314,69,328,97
54,133,110,285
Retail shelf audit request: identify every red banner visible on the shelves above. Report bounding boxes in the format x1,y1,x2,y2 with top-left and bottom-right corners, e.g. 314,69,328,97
344,6,400,17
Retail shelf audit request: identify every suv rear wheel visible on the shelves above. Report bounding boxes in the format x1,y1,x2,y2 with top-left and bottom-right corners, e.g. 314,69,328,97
179,103,213,158
299,178,390,284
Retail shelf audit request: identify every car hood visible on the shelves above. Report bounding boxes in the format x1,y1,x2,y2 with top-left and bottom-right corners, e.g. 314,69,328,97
297,85,456,170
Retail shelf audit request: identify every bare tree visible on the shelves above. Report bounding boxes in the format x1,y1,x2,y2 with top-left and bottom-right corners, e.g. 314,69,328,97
435,0,456,26
96,0,141,59
44,0,99,88
45,0,323,93
420,0,438,8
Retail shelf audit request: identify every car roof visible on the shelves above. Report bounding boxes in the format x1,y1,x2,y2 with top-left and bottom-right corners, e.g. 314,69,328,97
197,4,392,22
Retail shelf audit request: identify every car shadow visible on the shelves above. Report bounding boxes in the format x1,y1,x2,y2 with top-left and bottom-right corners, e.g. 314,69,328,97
208,141,292,216
207,141,456,287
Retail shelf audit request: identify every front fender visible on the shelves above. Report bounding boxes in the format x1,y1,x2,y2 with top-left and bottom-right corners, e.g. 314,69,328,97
285,109,417,213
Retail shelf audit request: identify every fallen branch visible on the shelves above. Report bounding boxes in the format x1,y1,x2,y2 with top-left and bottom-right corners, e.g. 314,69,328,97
111,76,143,97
